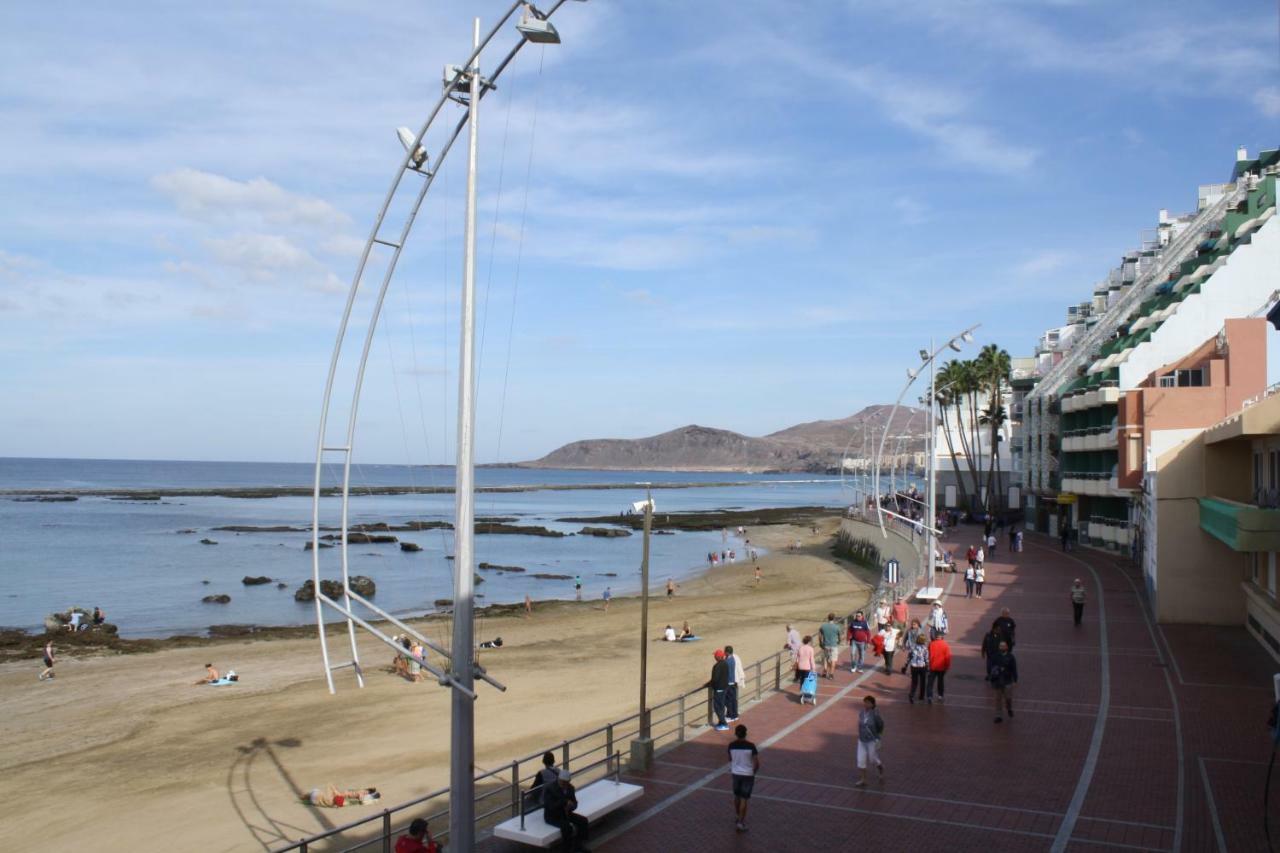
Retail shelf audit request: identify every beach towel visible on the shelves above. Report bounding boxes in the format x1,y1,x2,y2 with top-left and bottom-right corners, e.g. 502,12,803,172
677,635,701,642
207,677,237,686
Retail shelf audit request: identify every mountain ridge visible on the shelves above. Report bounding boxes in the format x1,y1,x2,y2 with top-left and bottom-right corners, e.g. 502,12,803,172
519,406,929,473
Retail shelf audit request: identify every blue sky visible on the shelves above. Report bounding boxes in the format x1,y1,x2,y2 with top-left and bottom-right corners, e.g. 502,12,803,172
1,0,1277,464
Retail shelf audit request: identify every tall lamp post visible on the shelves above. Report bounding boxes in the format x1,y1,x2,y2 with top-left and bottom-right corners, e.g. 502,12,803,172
871,325,979,597
631,486,655,771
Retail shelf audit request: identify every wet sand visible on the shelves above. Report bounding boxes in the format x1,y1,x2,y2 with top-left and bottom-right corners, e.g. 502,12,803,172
0,519,873,852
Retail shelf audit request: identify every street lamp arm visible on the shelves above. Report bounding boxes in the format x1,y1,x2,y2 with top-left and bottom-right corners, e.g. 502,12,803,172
871,324,979,540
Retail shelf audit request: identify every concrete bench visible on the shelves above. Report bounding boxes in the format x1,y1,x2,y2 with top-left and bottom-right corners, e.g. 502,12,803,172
492,779,644,847
914,585,944,603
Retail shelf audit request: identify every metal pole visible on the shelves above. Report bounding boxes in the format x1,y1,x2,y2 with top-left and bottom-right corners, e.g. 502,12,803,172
639,487,652,738
448,18,481,853
927,337,937,591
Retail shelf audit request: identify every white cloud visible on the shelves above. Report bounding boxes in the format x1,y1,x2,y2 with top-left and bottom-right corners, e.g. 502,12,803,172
152,168,351,230
1257,87,1280,118
1014,250,1073,276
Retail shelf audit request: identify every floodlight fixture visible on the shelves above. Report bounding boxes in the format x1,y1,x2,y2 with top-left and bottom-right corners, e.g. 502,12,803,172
396,127,429,171
918,349,930,361
948,340,963,352
907,367,920,381
961,331,975,343
517,4,561,43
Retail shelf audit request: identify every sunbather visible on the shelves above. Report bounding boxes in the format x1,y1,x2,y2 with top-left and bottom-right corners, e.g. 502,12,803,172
194,663,219,685
307,784,380,808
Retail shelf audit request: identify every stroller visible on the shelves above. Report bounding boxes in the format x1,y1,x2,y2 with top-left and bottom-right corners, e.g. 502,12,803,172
799,670,818,705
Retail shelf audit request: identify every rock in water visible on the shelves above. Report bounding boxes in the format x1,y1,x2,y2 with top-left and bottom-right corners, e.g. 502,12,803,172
303,540,334,550
276,582,287,589
399,542,422,552
349,575,376,597
294,580,315,602
242,575,272,586
199,538,218,545
578,526,632,538
296,576,376,601
202,594,231,604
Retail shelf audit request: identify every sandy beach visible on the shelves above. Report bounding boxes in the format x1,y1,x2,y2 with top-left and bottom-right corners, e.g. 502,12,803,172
0,518,873,852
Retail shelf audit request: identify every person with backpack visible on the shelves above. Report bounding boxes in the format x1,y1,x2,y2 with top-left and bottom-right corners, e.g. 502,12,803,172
854,695,885,787
847,610,871,673
927,601,948,640
986,639,1019,723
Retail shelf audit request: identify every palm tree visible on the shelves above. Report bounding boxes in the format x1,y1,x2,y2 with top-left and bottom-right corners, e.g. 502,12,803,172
934,361,970,510
975,345,1012,514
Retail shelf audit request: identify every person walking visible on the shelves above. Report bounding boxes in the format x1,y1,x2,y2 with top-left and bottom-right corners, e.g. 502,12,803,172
1015,529,1024,552
874,600,890,632
986,639,1018,723
878,624,898,676
724,644,746,722
1060,523,1071,552
795,636,816,688
524,593,532,618
854,695,885,787
1071,578,1087,626
927,633,950,703
986,531,997,557
602,586,611,613
891,596,909,629
980,620,1004,664
901,618,922,674
39,640,55,681
754,565,761,585
1008,526,1017,553
994,607,1017,650
727,724,759,832
667,578,677,598
847,610,870,673
819,613,842,679
975,563,986,598
966,544,977,574
927,601,948,640
907,633,929,704
708,650,731,731
964,562,976,598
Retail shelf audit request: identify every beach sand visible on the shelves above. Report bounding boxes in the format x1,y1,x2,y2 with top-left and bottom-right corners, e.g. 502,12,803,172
0,518,873,852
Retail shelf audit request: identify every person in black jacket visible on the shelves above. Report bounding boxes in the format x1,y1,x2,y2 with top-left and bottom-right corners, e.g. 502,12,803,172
707,649,730,730
986,639,1018,723
542,770,590,852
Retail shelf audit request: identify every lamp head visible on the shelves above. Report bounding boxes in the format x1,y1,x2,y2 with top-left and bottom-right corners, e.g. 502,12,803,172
918,349,930,361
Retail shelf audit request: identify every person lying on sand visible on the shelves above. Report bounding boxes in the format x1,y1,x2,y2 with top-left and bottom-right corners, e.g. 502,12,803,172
194,664,219,685
478,637,503,649
306,784,380,808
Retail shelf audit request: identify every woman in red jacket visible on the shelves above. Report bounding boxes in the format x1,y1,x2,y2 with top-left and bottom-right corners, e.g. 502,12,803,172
926,635,951,703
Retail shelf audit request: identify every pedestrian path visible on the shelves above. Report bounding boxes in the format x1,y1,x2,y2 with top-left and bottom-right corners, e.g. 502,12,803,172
486,532,1279,851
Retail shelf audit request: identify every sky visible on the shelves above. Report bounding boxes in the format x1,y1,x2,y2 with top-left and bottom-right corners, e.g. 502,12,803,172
1,0,1278,465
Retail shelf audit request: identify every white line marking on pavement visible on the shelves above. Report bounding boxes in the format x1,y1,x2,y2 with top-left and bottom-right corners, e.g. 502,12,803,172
1034,543,1112,853
1197,756,1228,853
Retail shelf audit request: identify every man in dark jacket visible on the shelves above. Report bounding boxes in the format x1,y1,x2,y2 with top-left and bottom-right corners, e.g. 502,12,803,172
847,610,871,673
986,639,1019,723
708,649,730,730
993,608,1017,650
543,770,589,852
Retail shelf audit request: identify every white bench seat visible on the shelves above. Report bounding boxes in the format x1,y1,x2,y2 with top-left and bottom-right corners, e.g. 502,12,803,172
914,586,944,602
492,780,644,847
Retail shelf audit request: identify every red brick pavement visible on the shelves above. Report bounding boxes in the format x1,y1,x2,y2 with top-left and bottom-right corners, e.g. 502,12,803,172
486,532,1280,852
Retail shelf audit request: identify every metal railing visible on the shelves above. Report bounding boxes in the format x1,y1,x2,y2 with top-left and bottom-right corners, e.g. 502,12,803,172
272,648,792,852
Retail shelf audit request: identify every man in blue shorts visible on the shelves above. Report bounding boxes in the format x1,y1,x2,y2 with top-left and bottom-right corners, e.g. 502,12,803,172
727,724,759,832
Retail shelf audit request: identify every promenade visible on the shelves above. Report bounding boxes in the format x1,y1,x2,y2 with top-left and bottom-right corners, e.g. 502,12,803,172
494,532,1279,852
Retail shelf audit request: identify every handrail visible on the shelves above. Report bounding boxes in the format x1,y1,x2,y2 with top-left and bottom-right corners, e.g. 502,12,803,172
272,648,792,851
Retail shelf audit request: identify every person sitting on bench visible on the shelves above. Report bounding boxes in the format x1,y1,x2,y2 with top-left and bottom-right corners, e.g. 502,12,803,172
543,769,589,852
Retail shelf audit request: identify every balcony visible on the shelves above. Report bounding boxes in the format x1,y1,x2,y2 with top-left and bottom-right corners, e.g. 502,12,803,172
1199,497,1280,552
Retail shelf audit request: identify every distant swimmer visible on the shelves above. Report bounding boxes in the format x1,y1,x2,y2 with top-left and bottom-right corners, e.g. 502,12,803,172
666,578,677,598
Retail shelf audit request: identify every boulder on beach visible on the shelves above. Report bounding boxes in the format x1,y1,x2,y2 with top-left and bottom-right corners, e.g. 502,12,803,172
578,526,632,538
241,575,272,586
199,538,218,545
399,542,422,552
202,594,231,604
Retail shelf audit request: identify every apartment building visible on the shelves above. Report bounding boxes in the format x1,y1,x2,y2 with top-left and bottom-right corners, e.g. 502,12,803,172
1019,145,1279,548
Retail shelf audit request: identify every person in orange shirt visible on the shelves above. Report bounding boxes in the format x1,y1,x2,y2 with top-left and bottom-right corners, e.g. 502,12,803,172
926,634,951,704
890,597,909,628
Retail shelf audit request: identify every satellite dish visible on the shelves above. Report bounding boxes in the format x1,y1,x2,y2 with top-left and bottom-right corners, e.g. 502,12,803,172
396,127,429,171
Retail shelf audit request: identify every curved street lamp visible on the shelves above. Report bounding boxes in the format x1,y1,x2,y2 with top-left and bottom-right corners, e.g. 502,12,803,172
870,325,979,595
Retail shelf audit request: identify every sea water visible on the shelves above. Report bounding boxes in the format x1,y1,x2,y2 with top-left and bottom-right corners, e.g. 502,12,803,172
0,458,876,637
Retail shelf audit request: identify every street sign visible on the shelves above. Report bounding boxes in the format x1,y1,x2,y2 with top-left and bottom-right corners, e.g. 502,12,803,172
884,558,900,584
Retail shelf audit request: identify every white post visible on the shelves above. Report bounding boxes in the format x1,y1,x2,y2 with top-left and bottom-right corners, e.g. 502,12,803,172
926,338,937,590
450,17,481,853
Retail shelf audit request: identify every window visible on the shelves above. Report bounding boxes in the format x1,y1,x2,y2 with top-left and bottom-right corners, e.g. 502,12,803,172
1158,368,1205,387
1128,436,1142,473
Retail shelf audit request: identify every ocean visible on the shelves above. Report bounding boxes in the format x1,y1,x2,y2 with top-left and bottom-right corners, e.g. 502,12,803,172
0,458,872,638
